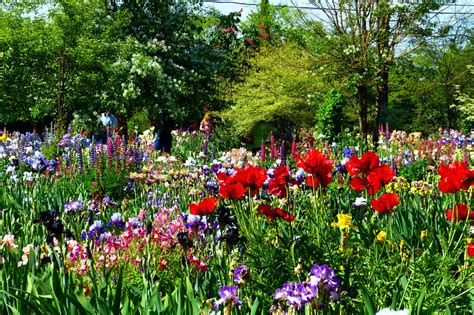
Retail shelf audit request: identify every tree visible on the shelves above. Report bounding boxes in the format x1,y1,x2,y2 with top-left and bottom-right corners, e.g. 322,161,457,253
308,0,453,142
221,42,322,146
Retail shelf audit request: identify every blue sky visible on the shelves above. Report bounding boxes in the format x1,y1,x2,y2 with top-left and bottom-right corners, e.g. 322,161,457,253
203,0,473,22
202,1,314,19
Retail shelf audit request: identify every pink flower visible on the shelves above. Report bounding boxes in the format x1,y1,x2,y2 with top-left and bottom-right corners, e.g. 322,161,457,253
1,234,18,251
18,244,35,266
246,37,255,46
223,27,236,34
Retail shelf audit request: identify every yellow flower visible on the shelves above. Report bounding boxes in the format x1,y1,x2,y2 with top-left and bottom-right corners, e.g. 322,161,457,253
376,231,387,244
421,230,427,242
331,214,354,230
294,263,303,275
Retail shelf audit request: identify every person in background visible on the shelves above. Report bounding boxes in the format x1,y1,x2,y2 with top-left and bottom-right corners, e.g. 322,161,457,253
117,115,128,142
96,110,107,143
153,115,175,154
200,110,215,139
103,112,117,138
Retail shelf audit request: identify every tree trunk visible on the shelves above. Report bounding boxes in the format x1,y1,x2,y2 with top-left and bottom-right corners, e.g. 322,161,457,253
374,0,391,147
357,84,368,143
56,53,67,132
375,68,389,146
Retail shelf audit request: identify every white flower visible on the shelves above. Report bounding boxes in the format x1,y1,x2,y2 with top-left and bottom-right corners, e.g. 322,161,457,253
23,172,33,182
341,157,349,166
353,197,367,206
6,165,15,174
34,151,44,158
376,308,409,315
185,157,196,166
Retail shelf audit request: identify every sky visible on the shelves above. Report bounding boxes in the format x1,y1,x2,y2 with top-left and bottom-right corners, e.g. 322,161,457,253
202,0,473,26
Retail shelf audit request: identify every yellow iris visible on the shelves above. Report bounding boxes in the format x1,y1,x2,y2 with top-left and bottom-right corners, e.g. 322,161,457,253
376,231,387,243
331,214,354,230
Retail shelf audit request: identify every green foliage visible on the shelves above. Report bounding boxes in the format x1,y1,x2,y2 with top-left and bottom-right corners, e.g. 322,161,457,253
398,160,431,182
127,110,150,134
316,89,345,141
222,43,321,142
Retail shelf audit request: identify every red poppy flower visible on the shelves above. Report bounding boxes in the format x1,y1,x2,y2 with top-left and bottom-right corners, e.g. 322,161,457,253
438,162,469,193
275,208,295,222
217,172,248,199
366,164,394,195
257,205,294,222
462,169,474,190
234,165,267,196
349,177,368,192
468,243,474,257
268,166,290,199
296,149,334,188
346,152,394,194
346,152,380,176
258,204,277,221
371,193,400,213
188,197,219,216
446,203,473,222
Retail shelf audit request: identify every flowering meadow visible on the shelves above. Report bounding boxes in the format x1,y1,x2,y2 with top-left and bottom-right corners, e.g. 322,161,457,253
0,128,473,314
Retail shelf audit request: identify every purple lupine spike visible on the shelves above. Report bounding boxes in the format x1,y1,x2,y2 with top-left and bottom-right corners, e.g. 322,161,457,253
115,135,122,157
260,141,266,163
203,140,209,158
280,141,286,165
134,139,141,169
89,140,96,167
291,135,297,158
107,136,114,167
76,144,83,173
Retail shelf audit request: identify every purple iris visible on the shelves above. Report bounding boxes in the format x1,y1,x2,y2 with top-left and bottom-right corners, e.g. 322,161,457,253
64,200,84,214
87,220,106,239
107,212,125,229
233,265,250,284
308,264,340,300
214,285,242,309
274,282,314,311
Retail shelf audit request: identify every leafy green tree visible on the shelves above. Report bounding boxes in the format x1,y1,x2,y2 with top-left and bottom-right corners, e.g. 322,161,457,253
317,90,345,141
221,42,322,145
389,29,473,133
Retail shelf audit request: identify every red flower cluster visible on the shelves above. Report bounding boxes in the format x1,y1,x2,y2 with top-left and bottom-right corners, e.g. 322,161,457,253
346,152,394,195
445,203,473,222
188,197,219,216
468,242,474,257
371,193,400,213
258,205,294,222
296,149,334,189
438,162,474,193
218,165,268,199
268,165,297,199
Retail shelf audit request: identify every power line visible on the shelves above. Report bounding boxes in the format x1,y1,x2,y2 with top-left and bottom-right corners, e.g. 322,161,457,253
202,0,474,14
